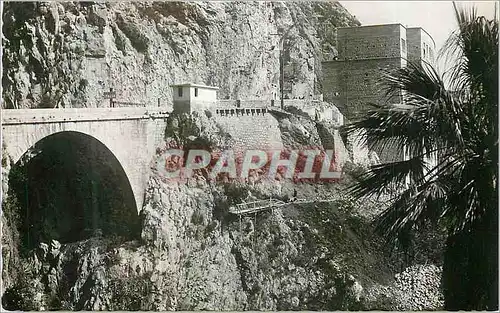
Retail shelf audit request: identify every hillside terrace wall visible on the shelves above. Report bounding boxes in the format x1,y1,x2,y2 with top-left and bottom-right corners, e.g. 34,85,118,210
215,100,275,108
211,99,344,125
215,108,268,116
210,99,344,125
214,99,323,109
174,98,344,153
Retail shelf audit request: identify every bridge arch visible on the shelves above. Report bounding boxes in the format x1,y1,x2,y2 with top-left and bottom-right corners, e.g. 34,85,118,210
7,130,141,250
1,110,165,214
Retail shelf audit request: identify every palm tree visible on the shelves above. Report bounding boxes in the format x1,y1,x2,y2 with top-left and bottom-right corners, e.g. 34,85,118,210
342,4,498,310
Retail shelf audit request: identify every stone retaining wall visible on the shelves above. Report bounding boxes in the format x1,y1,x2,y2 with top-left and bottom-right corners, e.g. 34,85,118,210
215,100,276,108
214,107,268,116
214,99,319,109
213,113,283,152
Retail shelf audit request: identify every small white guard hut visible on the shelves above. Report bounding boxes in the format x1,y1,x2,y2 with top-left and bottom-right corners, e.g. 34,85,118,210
171,83,219,113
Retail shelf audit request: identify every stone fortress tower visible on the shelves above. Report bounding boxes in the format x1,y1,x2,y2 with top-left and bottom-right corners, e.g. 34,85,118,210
322,24,435,121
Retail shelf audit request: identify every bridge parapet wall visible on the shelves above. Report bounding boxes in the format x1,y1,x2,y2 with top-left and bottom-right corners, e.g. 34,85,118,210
1,108,170,125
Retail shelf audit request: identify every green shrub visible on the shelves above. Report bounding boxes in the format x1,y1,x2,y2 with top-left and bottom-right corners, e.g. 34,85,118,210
191,210,204,225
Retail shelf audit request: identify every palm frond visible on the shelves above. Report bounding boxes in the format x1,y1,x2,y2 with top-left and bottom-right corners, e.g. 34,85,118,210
374,179,448,250
342,61,467,163
342,7,498,288
442,148,497,234
442,3,498,105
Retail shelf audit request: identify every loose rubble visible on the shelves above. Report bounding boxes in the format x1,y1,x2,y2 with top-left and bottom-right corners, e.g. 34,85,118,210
364,264,444,310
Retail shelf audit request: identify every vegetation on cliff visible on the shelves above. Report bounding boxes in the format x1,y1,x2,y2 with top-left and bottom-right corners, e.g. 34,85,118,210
343,4,498,310
1,1,452,311
2,107,444,310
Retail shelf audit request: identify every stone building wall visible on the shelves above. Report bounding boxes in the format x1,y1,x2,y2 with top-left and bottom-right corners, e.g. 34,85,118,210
173,100,191,114
173,100,218,114
322,24,436,122
407,28,436,64
323,25,408,121
322,24,434,164
406,28,422,64
323,58,403,120
419,29,436,63
336,24,406,61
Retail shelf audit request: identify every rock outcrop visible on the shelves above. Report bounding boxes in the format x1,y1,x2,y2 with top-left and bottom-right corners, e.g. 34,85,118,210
2,1,359,109
2,110,444,311
1,2,445,311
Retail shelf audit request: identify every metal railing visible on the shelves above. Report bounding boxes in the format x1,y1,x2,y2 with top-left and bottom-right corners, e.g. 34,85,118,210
229,197,338,215
112,101,146,107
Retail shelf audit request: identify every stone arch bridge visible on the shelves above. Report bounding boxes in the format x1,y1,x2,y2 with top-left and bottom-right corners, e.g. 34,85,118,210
1,108,170,213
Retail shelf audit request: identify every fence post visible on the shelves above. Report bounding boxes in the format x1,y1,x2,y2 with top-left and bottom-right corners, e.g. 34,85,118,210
110,88,115,108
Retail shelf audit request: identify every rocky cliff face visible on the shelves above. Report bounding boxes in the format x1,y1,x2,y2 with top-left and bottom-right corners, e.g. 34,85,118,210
1,2,445,311
1,112,366,310
2,1,359,109
2,110,443,311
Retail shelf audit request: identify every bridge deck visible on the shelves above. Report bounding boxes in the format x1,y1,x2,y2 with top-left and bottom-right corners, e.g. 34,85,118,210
1,108,170,125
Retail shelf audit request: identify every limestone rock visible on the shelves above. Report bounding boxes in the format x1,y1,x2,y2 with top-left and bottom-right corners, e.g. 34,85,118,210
2,2,359,109
1,3,443,312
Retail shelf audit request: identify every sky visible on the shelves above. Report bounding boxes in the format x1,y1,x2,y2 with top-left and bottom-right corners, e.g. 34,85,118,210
339,1,497,74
